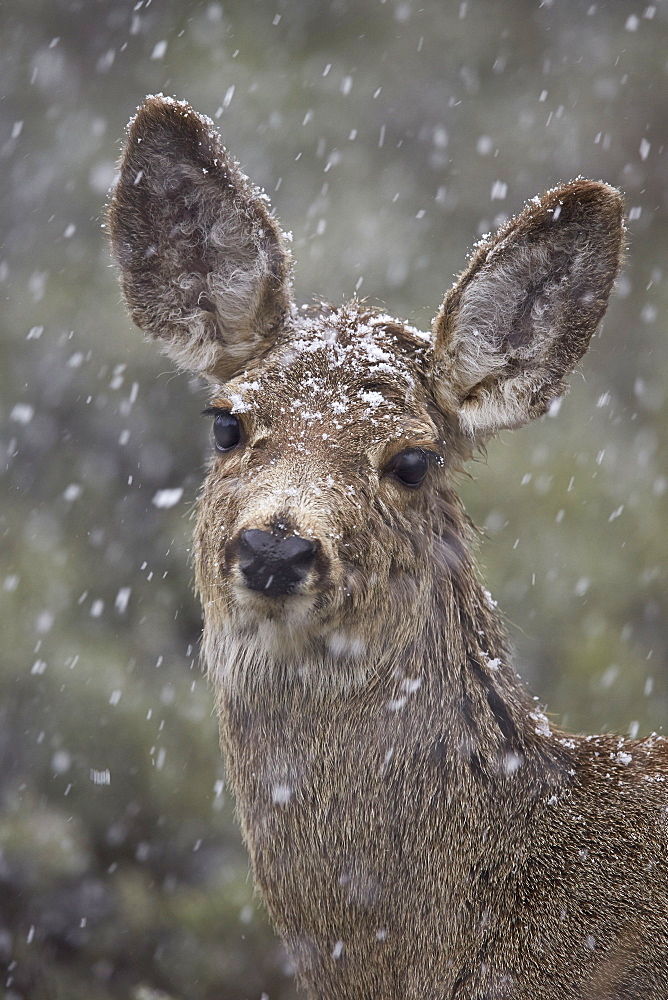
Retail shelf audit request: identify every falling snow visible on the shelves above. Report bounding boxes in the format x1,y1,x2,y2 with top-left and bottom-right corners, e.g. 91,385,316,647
3,3,667,997
152,487,184,508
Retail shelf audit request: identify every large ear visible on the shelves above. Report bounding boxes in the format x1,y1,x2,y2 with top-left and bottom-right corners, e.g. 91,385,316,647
431,180,624,438
108,95,293,382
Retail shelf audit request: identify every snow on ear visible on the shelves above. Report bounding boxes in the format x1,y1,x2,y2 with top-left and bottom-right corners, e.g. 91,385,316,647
108,95,293,382
431,180,624,438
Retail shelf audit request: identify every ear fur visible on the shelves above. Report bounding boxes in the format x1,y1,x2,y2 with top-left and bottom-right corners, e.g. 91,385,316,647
108,95,293,382
432,180,624,438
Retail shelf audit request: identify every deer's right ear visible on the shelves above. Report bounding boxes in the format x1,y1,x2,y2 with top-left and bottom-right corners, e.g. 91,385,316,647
431,180,624,439
108,96,293,382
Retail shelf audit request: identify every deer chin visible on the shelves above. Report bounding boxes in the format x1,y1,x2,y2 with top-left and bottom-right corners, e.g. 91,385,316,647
209,614,376,695
230,581,319,627
213,584,374,683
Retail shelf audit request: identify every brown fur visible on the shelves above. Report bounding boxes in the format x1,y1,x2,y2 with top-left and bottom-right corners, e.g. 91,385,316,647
109,96,668,999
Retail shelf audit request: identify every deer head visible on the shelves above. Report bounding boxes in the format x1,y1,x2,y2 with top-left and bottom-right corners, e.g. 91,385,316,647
109,96,623,695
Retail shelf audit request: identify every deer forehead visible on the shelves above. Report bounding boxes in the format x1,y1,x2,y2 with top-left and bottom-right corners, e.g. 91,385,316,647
214,311,438,454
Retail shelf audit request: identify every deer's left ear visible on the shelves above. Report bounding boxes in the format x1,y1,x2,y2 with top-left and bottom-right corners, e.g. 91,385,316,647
431,180,624,438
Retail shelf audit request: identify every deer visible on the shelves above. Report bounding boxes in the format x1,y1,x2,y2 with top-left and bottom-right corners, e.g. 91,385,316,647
108,95,668,1000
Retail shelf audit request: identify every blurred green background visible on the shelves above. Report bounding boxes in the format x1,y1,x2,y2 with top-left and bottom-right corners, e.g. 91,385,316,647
1,0,667,997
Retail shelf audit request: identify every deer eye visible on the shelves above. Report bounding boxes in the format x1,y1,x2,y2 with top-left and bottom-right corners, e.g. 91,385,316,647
212,411,241,452
389,448,431,488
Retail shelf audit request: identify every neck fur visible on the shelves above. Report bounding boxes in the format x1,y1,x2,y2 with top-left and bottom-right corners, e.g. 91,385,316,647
204,551,551,770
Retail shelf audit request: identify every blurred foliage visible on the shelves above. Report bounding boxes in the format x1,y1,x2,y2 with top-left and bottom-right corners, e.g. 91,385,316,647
0,0,667,996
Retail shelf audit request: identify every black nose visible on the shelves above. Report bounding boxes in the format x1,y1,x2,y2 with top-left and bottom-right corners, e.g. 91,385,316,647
236,529,317,597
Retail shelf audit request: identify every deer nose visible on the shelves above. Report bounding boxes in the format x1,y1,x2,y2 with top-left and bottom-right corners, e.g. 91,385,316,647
236,529,317,597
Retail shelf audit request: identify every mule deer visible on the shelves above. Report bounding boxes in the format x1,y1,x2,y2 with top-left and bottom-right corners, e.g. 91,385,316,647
109,96,668,999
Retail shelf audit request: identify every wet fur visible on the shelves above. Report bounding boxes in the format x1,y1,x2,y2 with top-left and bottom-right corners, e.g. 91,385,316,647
109,97,668,999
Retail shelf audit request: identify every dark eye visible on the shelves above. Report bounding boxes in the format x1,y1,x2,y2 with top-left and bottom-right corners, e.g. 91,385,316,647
212,411,241,452
390,448,430,488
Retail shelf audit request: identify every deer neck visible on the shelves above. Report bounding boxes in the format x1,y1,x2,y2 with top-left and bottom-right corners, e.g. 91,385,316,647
207,553,548,776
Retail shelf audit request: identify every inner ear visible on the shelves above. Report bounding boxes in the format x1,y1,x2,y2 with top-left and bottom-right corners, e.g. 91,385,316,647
507,274,554,350
431,180,624,437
